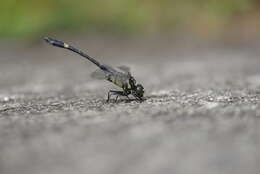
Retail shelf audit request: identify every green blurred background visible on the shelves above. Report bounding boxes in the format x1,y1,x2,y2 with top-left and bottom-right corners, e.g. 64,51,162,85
1,0,260,39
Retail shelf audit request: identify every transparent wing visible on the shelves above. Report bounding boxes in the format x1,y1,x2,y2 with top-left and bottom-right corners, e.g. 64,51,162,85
117,65,131,74
90,69,107,80
102,64,118,73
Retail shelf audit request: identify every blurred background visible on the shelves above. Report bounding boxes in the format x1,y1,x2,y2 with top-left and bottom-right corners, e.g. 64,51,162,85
1,0,260,40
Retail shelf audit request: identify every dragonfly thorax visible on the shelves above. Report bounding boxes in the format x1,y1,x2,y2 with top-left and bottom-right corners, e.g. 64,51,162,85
129,76,136,88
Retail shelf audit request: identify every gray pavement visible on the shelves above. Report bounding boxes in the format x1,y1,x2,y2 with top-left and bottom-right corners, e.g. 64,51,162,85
0,38,260,174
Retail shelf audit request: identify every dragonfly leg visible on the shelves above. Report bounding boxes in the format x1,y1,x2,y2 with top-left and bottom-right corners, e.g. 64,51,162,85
107,91,111,102
132,95,143,102
115,95,119,102
107,90,125,102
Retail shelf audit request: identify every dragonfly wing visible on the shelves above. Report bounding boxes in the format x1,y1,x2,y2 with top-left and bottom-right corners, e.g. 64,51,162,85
117,65,131,74
90,69,107,80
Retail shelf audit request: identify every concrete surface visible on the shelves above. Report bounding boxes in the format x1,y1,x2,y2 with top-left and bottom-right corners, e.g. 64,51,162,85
0,38,260,174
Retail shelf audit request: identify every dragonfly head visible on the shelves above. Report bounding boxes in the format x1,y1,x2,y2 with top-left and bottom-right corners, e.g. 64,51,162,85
133,84,144,99
129,76,144,99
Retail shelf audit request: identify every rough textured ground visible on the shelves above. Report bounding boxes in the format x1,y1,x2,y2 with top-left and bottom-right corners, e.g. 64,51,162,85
0,38,260,174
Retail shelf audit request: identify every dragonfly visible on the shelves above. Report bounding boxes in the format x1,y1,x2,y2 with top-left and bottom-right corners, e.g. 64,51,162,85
44,37,144,102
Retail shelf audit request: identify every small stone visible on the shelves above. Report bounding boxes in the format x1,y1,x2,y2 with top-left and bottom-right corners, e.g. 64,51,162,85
3,97,9,102
202,101,219,109
208,97,214,101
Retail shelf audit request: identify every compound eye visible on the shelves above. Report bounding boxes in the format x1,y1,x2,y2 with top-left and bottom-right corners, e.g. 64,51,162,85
136,84,143,90
136,84,144,94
